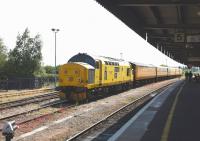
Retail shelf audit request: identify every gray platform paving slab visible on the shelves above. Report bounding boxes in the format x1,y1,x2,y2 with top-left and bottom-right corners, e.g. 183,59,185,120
140,81,200,141
167,82,200,141
108,80,183,141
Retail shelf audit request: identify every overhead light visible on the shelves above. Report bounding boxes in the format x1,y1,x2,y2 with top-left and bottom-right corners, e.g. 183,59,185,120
197,11,200,16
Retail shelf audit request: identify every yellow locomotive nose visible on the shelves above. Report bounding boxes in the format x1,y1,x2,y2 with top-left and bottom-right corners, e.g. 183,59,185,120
59,64,83,87
58,62,95,102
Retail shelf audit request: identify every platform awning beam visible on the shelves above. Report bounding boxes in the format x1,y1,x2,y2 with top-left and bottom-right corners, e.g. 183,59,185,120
119,1,200,7
144,24,200,30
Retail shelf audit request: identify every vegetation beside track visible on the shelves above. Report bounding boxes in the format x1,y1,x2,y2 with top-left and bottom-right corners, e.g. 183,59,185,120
0,28,60,90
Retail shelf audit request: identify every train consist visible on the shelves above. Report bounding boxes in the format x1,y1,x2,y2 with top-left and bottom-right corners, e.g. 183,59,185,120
58,53,182,102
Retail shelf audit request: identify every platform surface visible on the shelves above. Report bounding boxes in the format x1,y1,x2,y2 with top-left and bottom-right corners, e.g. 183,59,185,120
109,80,200,141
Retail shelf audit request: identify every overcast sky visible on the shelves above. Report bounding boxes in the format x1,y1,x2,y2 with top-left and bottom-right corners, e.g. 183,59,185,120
0,0,185,67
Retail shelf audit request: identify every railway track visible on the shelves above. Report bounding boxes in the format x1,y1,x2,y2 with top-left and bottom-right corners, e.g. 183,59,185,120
67,81,181,141
0,99,71,131
0,99,68,122
16,103,75,129
0,88,54,99
0,92,59,110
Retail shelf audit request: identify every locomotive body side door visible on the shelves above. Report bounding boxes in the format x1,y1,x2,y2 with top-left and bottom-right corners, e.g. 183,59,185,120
99,60,103,86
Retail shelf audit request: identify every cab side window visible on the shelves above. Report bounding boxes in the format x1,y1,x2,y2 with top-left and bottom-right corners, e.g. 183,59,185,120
96,61,99,69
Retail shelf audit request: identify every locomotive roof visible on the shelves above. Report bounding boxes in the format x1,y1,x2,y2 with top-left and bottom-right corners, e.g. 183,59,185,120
130,62,156,67
157,66,168,70
68,53,130,67
96,56,130,66
69,62,95,69
68,53,96,67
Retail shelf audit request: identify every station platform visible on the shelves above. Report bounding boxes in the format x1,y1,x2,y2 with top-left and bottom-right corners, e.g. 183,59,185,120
108,80,200,141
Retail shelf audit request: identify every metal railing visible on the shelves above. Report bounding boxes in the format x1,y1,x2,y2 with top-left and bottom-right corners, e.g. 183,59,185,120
0,77,57,91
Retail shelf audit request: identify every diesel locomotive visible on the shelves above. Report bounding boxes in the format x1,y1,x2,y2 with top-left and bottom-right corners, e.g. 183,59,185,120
58,53,182,102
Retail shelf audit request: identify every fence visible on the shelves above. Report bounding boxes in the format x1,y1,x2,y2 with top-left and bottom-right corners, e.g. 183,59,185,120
0,77,57,91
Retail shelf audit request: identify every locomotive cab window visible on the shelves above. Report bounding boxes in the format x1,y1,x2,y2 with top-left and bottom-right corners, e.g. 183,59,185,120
88,69,95,84
95,61,99,69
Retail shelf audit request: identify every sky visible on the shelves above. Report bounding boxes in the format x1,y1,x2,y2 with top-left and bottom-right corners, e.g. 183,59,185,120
0,0,185,67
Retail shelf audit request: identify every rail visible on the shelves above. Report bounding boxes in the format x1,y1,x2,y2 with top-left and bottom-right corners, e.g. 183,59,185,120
66,81,180,141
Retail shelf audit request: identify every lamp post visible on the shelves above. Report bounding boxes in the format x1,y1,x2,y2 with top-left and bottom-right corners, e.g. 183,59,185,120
51,28,60,88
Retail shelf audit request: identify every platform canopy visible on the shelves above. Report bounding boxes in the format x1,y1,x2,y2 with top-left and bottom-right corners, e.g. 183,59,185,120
96,0,200,67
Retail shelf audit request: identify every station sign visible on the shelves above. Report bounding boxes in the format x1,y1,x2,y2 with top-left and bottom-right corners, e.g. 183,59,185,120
187,35,200,43
188,57,200,62
174,33,185,42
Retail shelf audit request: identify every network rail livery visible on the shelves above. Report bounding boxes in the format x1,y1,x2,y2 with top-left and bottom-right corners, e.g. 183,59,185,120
58,53,182,102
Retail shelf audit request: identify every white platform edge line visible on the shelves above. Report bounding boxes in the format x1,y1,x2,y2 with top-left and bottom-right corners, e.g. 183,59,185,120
108,82,179,141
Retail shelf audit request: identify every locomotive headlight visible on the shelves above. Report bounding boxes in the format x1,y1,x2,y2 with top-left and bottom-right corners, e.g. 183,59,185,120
59,79,63,83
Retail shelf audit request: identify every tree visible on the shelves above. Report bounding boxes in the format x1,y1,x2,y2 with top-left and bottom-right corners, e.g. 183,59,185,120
44,65,60,74
7,28,42,77
0,38,7,78
44,65,54,74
